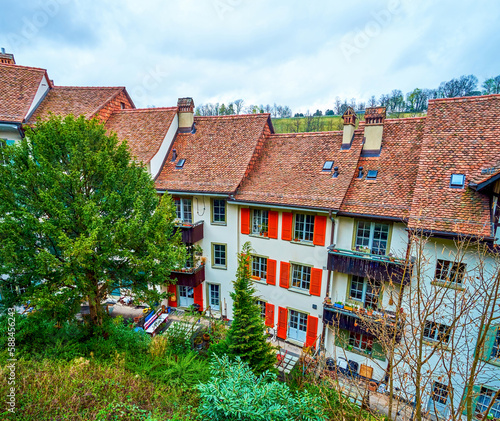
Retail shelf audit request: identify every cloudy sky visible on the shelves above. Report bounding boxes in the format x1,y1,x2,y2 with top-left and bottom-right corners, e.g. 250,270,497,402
1,0,499,113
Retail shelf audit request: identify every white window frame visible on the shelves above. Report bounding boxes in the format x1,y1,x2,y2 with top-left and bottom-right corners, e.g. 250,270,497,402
476,387,500,418
354,221,390,255
291,264,311,291
208,283,220,311
294,214,315,242
435,259,466,285
423,320,451,343
212,243,227,269
288,309,308,342
252,209,269,235
492,329,500,360
348,276,380,309
178,286,194,307
174,197,192,223
256,300,266,319
252,256,267,281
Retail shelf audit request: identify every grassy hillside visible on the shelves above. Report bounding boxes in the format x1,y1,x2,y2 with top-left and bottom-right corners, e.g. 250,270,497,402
271,112,425,134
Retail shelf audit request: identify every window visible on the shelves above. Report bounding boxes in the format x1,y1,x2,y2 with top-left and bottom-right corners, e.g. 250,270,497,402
355,221,390,255
178,286,194,307
366,170,378,180
212,199,226,224
252,256,267,281
423,321,451,343
450,173,465,188
288,309,308,342
174,197,192,223
175,158,186,169
208,284,220,311
212,243,226,269
291,264,311,291
256,300,266,319
1,139,15,165
430,382,450,405
349,332,373,352
252,209,268,235
476,387,500,419
294,214,315,242
322,161,334,171
348,276,381,309
492,330,500,360
435,259,466,285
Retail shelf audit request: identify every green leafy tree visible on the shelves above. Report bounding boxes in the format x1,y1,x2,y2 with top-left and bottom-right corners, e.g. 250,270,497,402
0,115,185,327
225,242,276,374
198,355,325,421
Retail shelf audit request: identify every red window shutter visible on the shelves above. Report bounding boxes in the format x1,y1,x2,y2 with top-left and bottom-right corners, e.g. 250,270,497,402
279,262,290,289
313,215,327,246
268,211,279,239
241,208,250,234
277,307,288,339
281,212,293,241
267,259,277,285
265,303,275,327
305,315,319,348
309,268,322,296
168,284,177,308
193,284,203,309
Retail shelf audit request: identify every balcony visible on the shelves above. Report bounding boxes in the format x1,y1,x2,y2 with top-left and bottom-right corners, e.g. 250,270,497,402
169,264,205,288
174,221,204,244
323,303,403,343
327,247,411,285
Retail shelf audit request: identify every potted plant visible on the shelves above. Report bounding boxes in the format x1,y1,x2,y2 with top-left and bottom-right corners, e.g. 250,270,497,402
334,301,343,309
344,304,353,311
368,381,378,392
367,307,373,316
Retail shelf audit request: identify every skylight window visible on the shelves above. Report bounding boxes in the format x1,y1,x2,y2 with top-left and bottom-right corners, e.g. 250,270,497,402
175,159,186,169
366,170,378,180
450,174,465,188
322,161,334,171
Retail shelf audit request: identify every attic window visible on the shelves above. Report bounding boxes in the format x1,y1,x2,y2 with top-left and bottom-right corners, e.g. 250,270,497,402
366,170,378,180
175,159,186,169
322,161,334,171
450,174,465,188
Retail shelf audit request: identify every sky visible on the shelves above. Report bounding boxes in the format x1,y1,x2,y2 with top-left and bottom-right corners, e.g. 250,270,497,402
1,0,499,113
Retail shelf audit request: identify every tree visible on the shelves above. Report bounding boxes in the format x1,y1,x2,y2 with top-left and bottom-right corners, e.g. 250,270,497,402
368,95,377,107
482,76,500,95
325,109,335,116
0,115,185,328
313,109,323,117
197,355,325,421
225,242,277,374
234,99,244,115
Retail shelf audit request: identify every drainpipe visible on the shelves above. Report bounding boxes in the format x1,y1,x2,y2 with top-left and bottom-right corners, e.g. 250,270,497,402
321,210,336,350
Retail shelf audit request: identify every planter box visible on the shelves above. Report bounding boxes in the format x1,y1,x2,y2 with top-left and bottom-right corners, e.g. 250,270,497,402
333,303,344,309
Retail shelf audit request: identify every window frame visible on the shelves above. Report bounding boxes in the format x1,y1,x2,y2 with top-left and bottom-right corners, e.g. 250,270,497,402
290,263,312,291
491,329,500,360
294,213,315,242
211,243,227,270
349,331,373,352
430,381,450,405
211,199,227,225
347,275,381,309
256,300,266,319
434,259,466,285
207,283,221,311
288,309,308,342
423,320,451,344
251,209,269,236
174,197,193,224
476,387,500,418
251,255,267,281
354,220,391,255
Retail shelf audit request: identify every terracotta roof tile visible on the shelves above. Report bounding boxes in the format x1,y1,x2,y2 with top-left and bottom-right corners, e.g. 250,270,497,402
340,118,425,219
105,108,177,163
28,86,129,123
0,63,48,123
155,114,271,194
235,131,364,209
408,95,500,237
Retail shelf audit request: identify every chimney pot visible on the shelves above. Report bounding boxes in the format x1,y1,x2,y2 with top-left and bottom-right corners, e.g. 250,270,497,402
177,97,195,133
358,167,363,178
341,107,357,149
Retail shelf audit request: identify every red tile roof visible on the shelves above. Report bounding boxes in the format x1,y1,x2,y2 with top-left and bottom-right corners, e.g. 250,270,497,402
340,118,425,219
28,86,132,123
155,114,271,194
105,108,177,164
235,131,364,209
408,95,500,237
0,63,50,123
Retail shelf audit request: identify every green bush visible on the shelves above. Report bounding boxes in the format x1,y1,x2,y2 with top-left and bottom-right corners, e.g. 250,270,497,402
197,355,325,420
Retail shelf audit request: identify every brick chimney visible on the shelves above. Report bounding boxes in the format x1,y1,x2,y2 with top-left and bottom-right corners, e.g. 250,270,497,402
362,107,386,156
177,97,195,133
0,48,15,64
342,107,357,149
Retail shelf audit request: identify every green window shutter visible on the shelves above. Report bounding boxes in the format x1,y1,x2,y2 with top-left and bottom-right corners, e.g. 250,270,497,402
462,385,482,416
334,329,348,348
462,385,469,416
372,340,386,361
480,325,498,361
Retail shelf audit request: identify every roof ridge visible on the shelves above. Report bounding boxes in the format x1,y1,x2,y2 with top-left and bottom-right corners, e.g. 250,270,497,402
0,62,47,73
384,116,427,123
429,94,500,104
195,113,270,120
114,107,177,113
270,130,344,137
52,85,126,90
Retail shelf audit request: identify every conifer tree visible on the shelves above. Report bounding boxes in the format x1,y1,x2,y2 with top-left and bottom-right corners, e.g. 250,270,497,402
226,242,277,374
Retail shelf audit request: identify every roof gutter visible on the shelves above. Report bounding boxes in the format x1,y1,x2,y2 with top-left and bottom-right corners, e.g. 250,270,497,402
156,189,230,198
0,122,23,138
406,227,495,242
337,211,407,223
227,198,337,215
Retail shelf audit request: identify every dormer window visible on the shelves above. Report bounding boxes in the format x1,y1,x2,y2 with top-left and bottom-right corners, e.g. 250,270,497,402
322,161,334,171
450,174,465,189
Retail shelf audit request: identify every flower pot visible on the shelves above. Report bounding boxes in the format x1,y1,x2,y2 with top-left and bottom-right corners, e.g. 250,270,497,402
344,305,353,311
368,381,378,392
333,303,343,309
203,333,210,341
367,310,373,316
